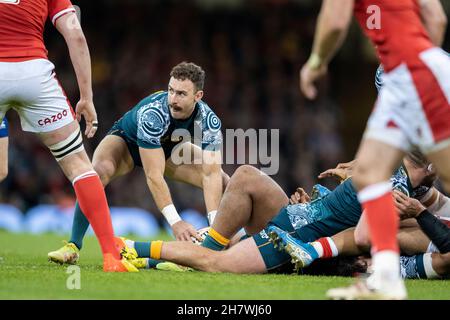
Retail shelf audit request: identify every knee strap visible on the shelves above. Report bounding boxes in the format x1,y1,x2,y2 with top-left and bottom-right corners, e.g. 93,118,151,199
49,128,84,161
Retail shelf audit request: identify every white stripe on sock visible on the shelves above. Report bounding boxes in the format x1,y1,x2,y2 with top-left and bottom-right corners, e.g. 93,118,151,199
72,170,98,185
423,252,440,279
327,237,339,257
125,239,135,249
311,242,324,257
358,182,392,203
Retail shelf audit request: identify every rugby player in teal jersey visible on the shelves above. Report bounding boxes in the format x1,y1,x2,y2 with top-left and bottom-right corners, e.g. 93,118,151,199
117,150,448,275
270,151,450,278
0,118,8,182
48,62,229,264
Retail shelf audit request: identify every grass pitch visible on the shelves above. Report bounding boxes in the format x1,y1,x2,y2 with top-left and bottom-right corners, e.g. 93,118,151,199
0,231,449,300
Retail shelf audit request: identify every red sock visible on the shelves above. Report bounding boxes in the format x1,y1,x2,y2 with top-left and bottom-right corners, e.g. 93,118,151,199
73,172,120,260
316,238,335,258
358,182,399,254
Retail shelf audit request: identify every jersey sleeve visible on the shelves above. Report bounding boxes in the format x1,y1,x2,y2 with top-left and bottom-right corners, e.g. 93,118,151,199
202,112,222,151
137,107,167,149
48,0,76,25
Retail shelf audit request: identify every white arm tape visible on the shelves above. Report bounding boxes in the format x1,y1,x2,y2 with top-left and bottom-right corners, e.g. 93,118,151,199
162,204,181,226
207,210,218,225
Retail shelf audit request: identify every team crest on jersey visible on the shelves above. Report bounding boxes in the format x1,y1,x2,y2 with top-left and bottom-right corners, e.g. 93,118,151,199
137,101,169,145
206,113,221,132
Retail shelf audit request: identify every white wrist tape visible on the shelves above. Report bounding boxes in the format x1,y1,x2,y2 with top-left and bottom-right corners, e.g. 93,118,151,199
162,204,181,226
207,210,218,225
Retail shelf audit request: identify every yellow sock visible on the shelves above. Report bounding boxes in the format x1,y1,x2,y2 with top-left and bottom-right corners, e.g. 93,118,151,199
208,228,230,247
150,240,163,260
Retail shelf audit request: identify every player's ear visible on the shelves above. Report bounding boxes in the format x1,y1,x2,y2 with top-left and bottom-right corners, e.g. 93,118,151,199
194,90,204,102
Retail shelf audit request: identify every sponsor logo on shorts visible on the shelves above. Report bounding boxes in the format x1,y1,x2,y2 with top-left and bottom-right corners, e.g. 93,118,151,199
38,110,69,126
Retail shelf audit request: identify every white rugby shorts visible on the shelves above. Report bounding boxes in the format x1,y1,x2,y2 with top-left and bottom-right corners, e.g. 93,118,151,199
0,58,75,133
364,48,450,154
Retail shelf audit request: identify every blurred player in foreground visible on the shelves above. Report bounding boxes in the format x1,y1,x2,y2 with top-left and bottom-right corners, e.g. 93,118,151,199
272,153,450,280
48,62,228,265
0,0,136,272
298,0,449,299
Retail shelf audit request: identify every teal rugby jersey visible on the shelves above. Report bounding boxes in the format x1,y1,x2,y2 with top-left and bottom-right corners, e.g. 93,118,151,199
117,91,222,156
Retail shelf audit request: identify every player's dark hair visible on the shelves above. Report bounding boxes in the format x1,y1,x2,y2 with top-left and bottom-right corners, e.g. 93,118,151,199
170,62,205,91
406,148,429,168
301,255,370,277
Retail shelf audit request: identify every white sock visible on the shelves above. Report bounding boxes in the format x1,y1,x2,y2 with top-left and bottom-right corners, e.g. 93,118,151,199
311,237,338,258
311,242,324,257
423,253,440,279
372,250,401,282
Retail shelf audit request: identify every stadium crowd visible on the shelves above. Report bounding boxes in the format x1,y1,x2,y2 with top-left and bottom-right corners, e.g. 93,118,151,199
0,0,401,221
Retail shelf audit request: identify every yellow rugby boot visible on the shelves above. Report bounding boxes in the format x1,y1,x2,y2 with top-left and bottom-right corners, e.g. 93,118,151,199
48,241,80,265
156,261,194,272
114,236,138,260
103,254,139,272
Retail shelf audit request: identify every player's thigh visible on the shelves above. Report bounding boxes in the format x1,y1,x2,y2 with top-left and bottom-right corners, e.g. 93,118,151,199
354,213,371,249
217,237,267,274
234,166,288,234
397,227,430,255
92,135,134,184
165,142,205,187
37,120,94,181
165,158,203,188
352,138,405,190
425,143,450,191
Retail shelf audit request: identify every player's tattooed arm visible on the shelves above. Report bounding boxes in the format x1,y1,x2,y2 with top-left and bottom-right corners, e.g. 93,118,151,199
419,0,447,47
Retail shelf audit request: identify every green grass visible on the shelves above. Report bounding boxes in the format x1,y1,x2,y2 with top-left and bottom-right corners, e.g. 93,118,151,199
0,231,449,300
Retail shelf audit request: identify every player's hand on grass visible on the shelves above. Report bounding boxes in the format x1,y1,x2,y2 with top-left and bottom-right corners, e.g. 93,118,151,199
290,187,311,204
75,99,98,138
393,190,426,220
172,220,202,242
318,160,356,183
299,63,327,100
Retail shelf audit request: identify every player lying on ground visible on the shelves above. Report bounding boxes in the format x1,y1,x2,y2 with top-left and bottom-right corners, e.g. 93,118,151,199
48,62,229,265
116,152,444,274
270,154,450,280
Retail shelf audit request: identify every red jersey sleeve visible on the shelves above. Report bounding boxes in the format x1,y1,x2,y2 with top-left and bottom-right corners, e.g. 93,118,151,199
48,0,75,25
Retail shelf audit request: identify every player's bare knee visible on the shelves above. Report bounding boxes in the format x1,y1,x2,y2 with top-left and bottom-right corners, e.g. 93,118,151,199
234,165,259,182
200,251,224,272
354,228,371,248
92,160,115,186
